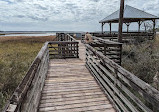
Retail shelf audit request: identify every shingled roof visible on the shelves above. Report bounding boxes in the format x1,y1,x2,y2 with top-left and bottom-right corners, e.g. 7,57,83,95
99,5,159,23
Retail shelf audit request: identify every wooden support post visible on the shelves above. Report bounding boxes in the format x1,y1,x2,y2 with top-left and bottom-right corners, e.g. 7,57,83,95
125,23,130,33
144,23,147,32
104,45,107,56
109,23,112,34
153,19,156,33
152,19,156,39
118,0,124,43
138,21,142,32
101,23,104,34
138,21,140,32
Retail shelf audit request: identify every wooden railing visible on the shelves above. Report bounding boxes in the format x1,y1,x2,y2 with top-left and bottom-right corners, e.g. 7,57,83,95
82,35,122,65
3,34,79,112
3,42,50,112
86,44,159,112
56,33,77,41
50,33,79,58
90,32,155,42
49,41,79,59
91,36,122,65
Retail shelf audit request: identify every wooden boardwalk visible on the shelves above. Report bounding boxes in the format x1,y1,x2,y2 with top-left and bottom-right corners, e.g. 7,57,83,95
39,41,115,112
4,34,159,112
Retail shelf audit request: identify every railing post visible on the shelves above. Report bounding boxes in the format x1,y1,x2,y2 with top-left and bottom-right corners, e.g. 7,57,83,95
77,43,79,58
104,45,107,56
119,44,122,65
114,67,119,94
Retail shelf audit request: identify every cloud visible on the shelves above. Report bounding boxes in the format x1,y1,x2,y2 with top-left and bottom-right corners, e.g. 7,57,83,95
0,0,159,31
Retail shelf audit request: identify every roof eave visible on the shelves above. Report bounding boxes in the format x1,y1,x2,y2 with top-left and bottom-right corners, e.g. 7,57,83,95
99,17,159,23
99,18,119,23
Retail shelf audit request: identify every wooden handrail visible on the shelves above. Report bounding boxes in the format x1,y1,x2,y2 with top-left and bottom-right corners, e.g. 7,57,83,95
56,33,78,42
3,42,49,112
90,32,155,40
92,36,122,45
86,44,159,112
48,41,79,59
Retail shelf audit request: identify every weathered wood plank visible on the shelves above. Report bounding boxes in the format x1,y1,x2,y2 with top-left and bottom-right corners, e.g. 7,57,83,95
41,94,106,103
41,92,104,100
39,101,111,111
40,98,108,108
44,80,97,86
41,88,103,96
42,84,99,91
39,104,113,112
42,86,100,93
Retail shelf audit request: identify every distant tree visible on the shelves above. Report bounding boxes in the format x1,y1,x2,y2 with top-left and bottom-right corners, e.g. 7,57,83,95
142,22,152,32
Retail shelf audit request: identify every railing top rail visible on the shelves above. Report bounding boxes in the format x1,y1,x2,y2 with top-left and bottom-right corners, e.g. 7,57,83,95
92,36,122,45
48,41,78,44
56,33,78,42
90,31,153,33
66,34,77,42
86,44,159,103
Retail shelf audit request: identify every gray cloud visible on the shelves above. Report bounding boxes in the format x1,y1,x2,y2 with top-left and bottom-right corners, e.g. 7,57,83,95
0,0,159,31
15,15,25,18
34,4,48,10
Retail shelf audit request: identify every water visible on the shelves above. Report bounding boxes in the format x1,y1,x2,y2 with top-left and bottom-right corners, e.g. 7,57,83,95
0,31,85,37
0,31,58,36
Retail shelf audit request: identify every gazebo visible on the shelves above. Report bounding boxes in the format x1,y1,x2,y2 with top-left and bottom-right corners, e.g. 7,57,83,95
99,5,159,34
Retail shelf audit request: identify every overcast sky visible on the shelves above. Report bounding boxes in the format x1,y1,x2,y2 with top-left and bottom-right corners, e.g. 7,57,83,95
0,0,159,31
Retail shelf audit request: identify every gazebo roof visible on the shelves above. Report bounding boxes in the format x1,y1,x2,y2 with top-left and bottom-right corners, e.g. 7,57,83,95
99,5,159,23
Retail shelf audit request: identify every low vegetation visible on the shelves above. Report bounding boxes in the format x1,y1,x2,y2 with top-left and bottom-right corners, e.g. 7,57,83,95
122,34,159,89
0,36,55,111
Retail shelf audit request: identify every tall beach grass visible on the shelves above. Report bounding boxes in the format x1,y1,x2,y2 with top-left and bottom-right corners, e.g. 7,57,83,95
0,36,55,111
122,34,159,88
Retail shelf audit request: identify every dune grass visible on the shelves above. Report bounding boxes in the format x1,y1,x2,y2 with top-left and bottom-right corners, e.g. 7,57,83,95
0,36,55,111
122,34,159,88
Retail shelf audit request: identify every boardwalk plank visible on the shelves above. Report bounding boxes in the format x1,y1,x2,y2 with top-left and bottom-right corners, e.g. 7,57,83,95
42,89,103,96
39,101,111,111
40,98,109,108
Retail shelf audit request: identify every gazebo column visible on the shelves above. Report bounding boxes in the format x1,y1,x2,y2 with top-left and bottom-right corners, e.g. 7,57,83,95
101,23,105,34
125,23,131,33
109,23,112,34
138,21,142,32
152,19,156,39
144,23,147,32
152,19,156,34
